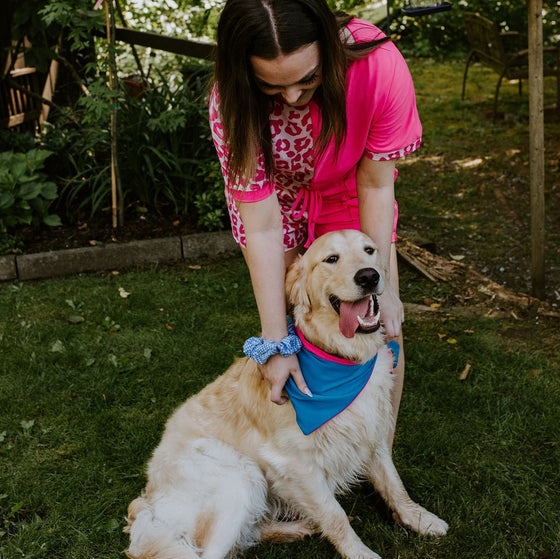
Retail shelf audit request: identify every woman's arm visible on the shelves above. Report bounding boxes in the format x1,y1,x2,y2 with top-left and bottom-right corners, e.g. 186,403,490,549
356,157,403,338
238,195,311,404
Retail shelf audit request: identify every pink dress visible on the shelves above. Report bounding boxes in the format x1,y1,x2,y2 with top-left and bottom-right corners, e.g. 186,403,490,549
209,19,422,249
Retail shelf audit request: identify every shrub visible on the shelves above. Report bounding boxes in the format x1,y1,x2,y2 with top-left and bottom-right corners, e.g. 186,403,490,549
0,149,61,234
388,0,560,57
116,62,221,218
42,61,226,230
41,99,111,221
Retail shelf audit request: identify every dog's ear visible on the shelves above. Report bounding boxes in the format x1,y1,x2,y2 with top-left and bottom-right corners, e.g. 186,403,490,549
285,255,311,314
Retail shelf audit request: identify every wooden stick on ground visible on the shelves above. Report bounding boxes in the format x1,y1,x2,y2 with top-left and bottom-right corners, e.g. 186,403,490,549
397,237,543,310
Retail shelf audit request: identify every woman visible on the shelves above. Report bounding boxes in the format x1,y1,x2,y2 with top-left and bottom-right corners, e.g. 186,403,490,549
209,0,421,448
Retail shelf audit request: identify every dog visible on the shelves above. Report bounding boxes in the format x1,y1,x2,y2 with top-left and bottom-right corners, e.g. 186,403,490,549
125,229,448,559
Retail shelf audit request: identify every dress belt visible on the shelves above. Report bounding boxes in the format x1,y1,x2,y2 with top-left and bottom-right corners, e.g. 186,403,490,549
291,187,322,248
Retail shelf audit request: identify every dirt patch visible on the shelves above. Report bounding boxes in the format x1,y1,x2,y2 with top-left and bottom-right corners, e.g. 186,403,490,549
16,206,201,254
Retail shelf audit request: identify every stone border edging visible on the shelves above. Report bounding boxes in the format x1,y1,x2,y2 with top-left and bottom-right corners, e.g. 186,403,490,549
0,231,239,282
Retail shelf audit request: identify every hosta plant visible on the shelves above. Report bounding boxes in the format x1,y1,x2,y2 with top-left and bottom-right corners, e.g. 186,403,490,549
0,149,61,233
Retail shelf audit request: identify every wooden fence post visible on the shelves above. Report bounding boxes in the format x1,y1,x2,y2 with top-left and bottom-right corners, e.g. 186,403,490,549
528,0,545,299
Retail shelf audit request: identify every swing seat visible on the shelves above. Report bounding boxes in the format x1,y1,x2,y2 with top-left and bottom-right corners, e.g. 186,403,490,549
402,2,451,17
462,11,560,116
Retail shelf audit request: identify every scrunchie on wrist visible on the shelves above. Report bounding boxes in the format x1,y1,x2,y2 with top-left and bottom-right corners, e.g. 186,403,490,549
243,321,302,365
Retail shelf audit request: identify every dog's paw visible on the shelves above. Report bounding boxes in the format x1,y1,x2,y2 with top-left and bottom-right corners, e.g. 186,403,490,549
345,551,382,559
418,513,448,537
341,542,382,559
396,507,448,537
349,552,382,559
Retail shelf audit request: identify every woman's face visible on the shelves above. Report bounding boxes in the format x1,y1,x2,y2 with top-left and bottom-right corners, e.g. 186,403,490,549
250,42,322,107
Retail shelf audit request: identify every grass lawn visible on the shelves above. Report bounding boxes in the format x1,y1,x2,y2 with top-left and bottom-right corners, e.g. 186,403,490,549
1,58,559,559
1,255,559,559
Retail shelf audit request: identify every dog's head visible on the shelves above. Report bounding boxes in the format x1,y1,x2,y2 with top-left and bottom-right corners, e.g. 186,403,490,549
286,230,385,362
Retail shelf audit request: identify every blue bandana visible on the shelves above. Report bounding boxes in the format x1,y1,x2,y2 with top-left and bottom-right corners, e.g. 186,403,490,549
285,331,399,436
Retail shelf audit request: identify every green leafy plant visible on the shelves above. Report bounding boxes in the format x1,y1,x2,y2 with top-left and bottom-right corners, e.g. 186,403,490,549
42,90,112,220
389,0,559,57
0,149,61,234
42,61,227,230
194,187,227,232
116,63,220,216
0,233,23,255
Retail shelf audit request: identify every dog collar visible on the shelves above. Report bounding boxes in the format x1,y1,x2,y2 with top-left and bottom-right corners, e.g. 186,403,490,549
284,328,399,436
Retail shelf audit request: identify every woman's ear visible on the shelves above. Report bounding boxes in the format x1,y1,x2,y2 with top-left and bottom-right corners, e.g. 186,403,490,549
285,254,311,315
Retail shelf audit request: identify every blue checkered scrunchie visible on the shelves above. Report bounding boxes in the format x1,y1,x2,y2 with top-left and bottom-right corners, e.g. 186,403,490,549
243,320,302,365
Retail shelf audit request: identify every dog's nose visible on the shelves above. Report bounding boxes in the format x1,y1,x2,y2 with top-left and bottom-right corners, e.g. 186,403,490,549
354,268,380,291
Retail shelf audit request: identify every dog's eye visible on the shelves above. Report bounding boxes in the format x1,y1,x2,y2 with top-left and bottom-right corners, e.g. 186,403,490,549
324,255,339,264
364,246,375,255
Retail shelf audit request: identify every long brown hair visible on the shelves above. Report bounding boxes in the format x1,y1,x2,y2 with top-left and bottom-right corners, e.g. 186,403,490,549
213,0,389,185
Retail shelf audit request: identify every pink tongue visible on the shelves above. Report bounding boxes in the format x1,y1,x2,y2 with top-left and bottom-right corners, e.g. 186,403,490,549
339,297,370,338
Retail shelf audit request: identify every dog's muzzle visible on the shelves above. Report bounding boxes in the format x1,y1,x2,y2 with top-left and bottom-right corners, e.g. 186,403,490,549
329,268,382,338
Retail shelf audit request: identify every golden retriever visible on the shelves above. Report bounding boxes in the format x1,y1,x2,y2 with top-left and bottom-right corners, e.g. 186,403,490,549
125,229,448,559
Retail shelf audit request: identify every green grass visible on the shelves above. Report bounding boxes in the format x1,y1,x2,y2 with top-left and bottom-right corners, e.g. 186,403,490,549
1,255,559,559
1,58,560,559
398,58,560,300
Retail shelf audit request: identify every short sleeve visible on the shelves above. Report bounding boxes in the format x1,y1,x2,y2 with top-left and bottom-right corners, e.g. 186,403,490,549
209,85,275,202
344,20,422,162
362,42,422,161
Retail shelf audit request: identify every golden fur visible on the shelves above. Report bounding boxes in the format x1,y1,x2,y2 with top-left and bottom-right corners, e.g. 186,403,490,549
125,230,448,559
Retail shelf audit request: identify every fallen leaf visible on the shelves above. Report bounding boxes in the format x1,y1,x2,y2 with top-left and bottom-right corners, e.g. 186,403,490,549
447,338,457,344
166,324,174,331
20,420,35,433
103,518,121,533
438,333,447,340
118,287,131,298
528,369,541,378
50,340,65,353
430,303,442,309
188,265,202,270
459,364,471,380
454,157,484,169
67,314,85,324
449,254,465,261
89,240,97,246
464,329,475,334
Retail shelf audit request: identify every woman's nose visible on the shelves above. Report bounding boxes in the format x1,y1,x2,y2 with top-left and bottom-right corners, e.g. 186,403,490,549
282,86,301,104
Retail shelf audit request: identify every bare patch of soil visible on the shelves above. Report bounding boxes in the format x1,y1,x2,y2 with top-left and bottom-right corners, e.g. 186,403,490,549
16,207,200,254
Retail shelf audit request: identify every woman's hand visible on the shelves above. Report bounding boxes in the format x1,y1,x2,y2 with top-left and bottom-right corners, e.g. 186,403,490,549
379,282,404,338
261,353,311,405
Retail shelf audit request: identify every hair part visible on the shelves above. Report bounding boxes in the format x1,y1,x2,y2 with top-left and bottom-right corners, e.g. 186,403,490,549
213,0,389,185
